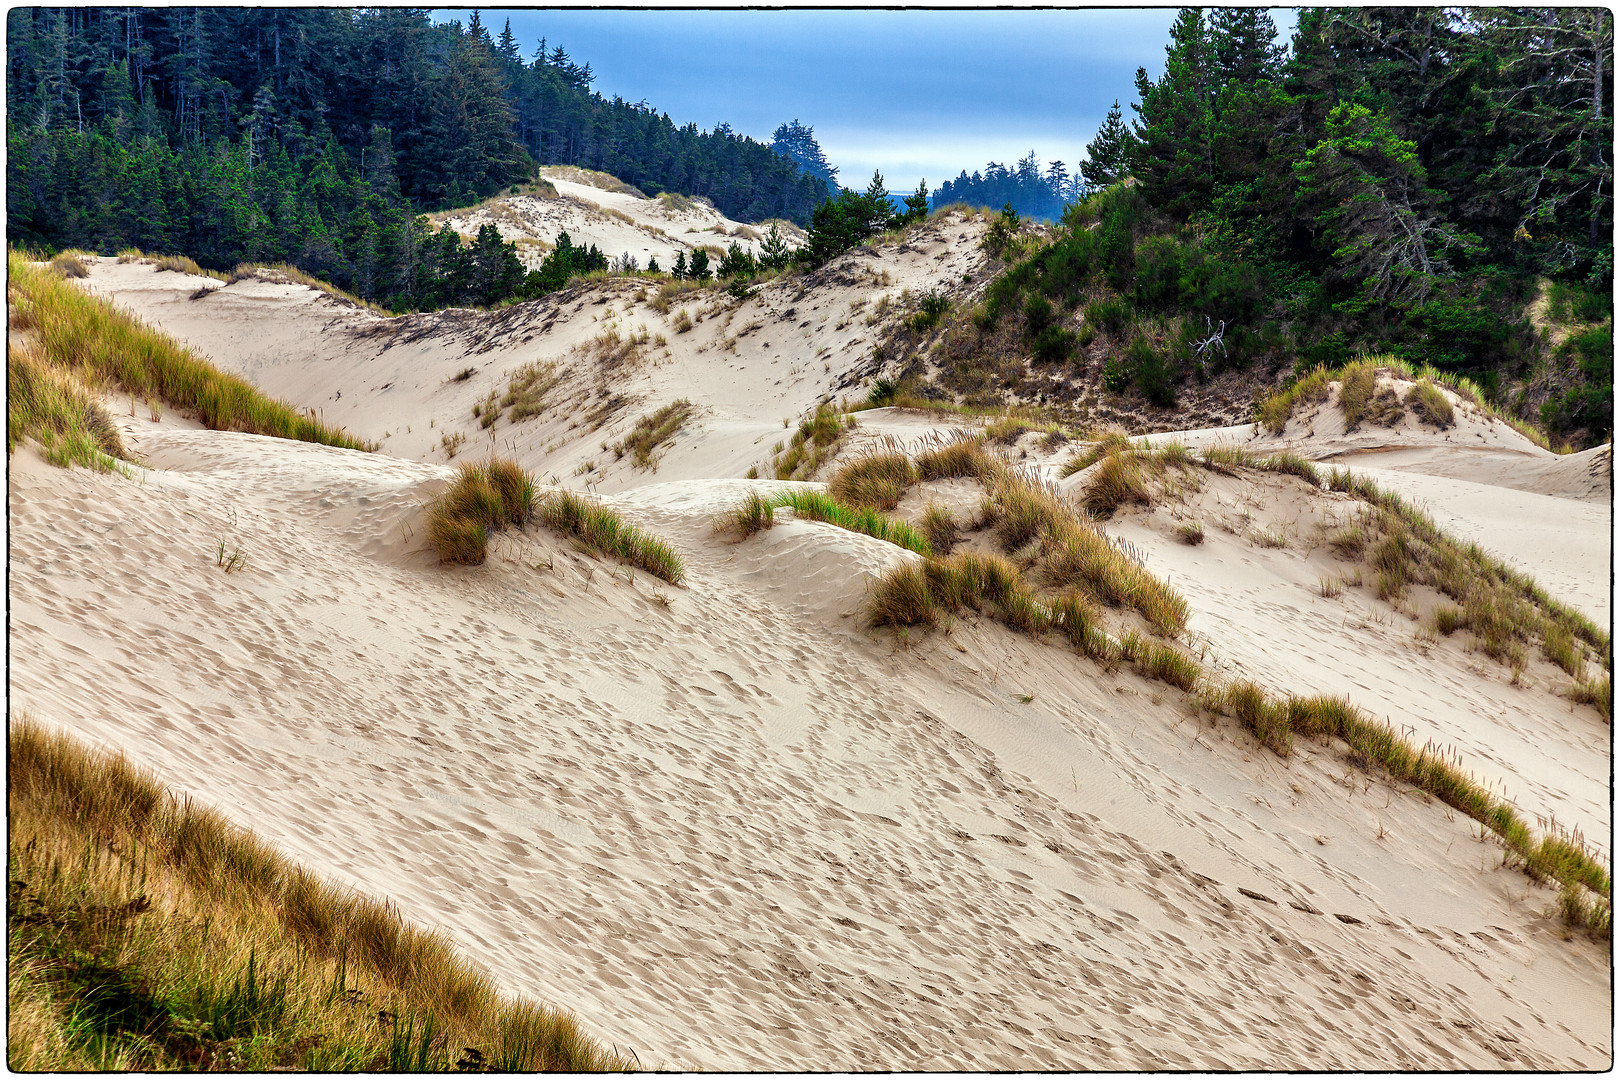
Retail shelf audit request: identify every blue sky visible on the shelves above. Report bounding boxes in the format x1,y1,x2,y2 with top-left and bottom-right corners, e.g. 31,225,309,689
435,8,1295,194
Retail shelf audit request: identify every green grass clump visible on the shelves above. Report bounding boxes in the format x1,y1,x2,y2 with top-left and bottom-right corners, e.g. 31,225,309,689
9,249,373,452
1174,521,1204,545
716,491,777,540
1050,590,1117,660
772,489,933,556
426,459,535,565
1405,377,1454,428
538,490,685,584
827,446,917,509
613,398,693,471
7,342,127,470
8,718,627,1072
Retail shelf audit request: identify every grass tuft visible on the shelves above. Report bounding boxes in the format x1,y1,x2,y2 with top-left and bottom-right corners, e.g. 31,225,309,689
1405,377,1454,428
921,502,958,556
538,490,685,584
772,489,933,555
914,431,994,481
1080,450,1150,518
716,491,777,541
827,445,916,509
7,342,127,469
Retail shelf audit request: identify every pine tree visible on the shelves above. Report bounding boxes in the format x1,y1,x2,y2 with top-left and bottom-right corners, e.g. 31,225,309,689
1081,99,1134,191
1129,8,1215,220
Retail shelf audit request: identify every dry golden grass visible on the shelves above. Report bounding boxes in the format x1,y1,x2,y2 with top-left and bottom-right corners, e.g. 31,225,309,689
914,431,995,481
613,399,693,471
9,250,372,453
827,444,916,509
8,717,628,1070
48,250,92,278
1326,467,1609,685
1405,377,1455,428
500,360,562,424
1080,449,1151,518
1190,679,1611,935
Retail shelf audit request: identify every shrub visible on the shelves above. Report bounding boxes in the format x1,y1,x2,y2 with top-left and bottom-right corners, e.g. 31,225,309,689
1083,297,1131,335
906,291,950,331
1031,325,1078,365
1128,336,1177,407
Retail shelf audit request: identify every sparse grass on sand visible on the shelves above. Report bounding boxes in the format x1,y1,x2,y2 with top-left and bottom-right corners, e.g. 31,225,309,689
613,399,693,471
538,490,685,584
8,249,372,453
500,361,561,424
8,718,629,1071
426,459,537,565
773,404,846,480
1192,679,1611,936
1257,355,1558,448
153,253,222,279
227,263,389,313
1325,467,1610,683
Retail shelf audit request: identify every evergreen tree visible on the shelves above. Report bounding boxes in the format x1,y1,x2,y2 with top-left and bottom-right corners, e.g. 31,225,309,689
1081,99,1134,190
1129,7,1215,220
770,118,838,189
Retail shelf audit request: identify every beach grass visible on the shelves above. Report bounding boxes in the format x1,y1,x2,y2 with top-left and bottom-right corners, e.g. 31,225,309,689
7,717,629,1072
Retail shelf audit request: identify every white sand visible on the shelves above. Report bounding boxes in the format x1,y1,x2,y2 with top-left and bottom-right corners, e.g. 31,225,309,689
11,241,1612,1069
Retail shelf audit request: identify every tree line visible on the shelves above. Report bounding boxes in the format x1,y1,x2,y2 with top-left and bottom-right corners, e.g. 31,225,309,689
6,8,832,310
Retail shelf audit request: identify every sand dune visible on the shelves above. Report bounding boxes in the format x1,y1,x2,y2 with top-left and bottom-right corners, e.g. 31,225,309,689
11,237,1612,1068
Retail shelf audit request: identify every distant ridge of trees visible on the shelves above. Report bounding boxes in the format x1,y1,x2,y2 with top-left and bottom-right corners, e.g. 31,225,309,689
6,8,831,310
